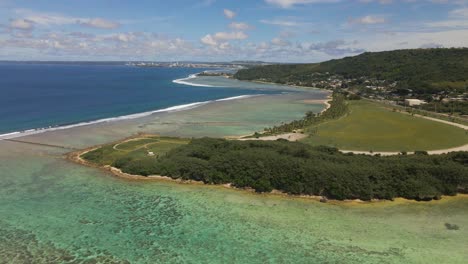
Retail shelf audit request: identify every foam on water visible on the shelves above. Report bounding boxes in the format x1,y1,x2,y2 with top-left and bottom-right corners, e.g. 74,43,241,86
173,74,221,87
0,94,261,140
1,69,466,263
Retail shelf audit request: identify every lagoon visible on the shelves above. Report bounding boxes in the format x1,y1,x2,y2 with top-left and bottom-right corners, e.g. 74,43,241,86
0,66,466,263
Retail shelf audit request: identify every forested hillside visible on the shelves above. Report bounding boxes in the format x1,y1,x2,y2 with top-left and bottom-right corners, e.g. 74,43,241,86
235,48,468,94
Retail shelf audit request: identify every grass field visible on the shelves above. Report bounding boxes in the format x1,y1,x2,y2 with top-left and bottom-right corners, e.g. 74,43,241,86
81,136,189,166
302,100,468,151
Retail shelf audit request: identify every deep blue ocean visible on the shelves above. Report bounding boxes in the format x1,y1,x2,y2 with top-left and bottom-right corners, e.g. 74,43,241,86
0,63,274,135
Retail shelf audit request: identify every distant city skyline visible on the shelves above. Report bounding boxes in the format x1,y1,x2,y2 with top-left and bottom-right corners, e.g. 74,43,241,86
0,0,467,62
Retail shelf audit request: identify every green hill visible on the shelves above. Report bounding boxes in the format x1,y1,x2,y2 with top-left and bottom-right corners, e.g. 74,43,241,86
234,48,468,94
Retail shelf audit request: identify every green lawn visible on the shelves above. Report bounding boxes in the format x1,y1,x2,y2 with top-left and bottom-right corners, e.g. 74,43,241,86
81,136,189,166
302,100,468,151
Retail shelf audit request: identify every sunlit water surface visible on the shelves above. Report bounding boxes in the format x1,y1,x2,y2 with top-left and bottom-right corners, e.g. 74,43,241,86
0,76,467,263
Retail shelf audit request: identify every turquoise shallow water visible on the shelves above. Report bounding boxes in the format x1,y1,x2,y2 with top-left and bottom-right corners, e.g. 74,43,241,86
0,77,467,263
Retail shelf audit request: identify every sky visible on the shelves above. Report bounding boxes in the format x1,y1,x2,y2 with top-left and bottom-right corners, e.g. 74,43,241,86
0,0,467,62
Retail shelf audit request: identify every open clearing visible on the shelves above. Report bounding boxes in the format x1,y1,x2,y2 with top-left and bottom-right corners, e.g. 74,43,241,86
81,136,189,166
302,100,468,152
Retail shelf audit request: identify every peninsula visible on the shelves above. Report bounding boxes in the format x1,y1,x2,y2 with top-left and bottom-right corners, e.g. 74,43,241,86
71,48,468,202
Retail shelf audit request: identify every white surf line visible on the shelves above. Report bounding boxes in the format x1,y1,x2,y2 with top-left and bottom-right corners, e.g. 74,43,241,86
173,73,224,87
0,95,263,141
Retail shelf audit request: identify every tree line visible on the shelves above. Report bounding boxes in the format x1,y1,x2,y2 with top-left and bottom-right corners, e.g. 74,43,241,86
261,93,348,135
89,138,468,201
234,48,468,94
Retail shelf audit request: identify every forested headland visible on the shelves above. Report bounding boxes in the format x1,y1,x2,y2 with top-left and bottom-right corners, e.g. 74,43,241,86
82,138,468,201
234,48,468,95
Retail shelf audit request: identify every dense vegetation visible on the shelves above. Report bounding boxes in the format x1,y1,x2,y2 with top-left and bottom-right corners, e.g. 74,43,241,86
420,101,468,116
235,48,468,94
85,138,468,201
261,93,348,135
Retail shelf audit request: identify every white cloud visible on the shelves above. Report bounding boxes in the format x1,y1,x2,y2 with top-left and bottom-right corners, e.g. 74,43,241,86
450,7,468,18
426,19,468,28
265,0,340,8
14,9,77,25
260,19,300,27
346,29,468,52
271,37,291,46
229,22,252,30
223,9,236,19
200,31,248,50
113,33,136,42
349,15,387,25
214,31,247,40
201,34,218,46
9,18,34,30
0,31,197,60
79,18,120,29
13,9,120,29
279,30,296,38
424,6,468,29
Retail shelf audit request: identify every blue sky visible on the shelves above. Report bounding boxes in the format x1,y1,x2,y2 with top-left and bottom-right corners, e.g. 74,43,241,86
0,0,467,62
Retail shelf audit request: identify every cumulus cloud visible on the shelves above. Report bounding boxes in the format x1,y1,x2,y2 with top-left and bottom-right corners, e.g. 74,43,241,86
229,22,252,30
201,31,248,46
260,19,301,27
424,6,468,29
348,15,387,25
0,31,197,60
271,37,291,46
450,7,468,18
9,18,34,30
78,18,120,29
13,9,120,29
279,30,296,38
200,34,218,46
3,2,468,62
14,9,76,25
344,29,468,52
306,40,365,55
223,9,236,19
213,31,248,41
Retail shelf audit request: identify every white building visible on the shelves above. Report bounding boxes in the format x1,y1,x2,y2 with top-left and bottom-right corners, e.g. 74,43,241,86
404,99,426,106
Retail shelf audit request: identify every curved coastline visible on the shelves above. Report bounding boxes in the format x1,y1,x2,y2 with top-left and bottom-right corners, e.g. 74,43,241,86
0,95,263,141
65,80,466,203
67,134,467,205
2,71,335,141
3,72,292,141
173,73,223,87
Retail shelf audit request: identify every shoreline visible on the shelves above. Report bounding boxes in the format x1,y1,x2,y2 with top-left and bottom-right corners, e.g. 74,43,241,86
24,73,463,204
229,96,332,141
248,79,325,91
66,134,467,205
0,74,330,141
0,94,264,141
